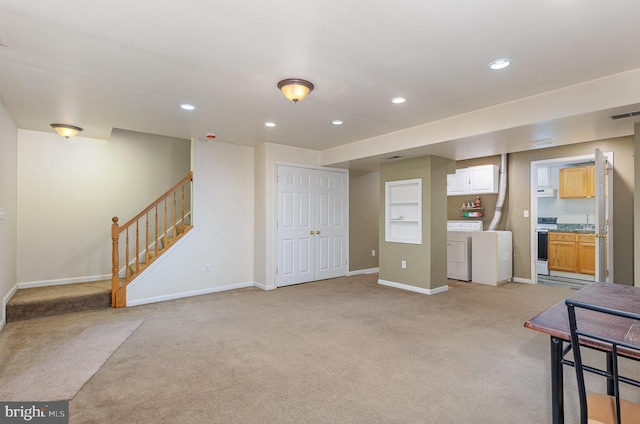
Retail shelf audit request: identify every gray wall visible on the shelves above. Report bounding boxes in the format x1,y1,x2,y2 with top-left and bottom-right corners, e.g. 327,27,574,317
379,156,451,290
349,170,379,272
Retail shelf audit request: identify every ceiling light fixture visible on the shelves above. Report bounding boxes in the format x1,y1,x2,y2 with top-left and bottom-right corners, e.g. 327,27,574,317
181,104,195,110
391,97,406,104
265,122,276,127
332,120,343,125
51,123,83,139
489,58,511,70
277,78,314,103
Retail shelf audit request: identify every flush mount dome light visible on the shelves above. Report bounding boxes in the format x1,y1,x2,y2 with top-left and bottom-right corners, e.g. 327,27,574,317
277,78,314,103
51,123,83,139
331,120,343,125
181,104,195,110
489,58,511,70
391,97,406,104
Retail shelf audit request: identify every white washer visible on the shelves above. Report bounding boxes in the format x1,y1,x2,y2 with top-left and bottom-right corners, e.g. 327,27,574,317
447,220,484,281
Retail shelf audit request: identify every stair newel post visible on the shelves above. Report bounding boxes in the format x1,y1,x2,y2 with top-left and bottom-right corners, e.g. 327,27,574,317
111,217,120,307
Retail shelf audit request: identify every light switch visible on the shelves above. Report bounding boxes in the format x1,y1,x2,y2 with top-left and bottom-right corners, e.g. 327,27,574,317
523,210,529,218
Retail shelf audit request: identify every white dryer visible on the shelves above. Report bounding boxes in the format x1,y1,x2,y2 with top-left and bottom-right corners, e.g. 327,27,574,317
447,220,483,281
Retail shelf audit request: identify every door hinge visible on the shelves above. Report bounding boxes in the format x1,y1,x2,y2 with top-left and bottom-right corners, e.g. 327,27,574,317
276,221,279,228
345,258,349,265
276,267,279,274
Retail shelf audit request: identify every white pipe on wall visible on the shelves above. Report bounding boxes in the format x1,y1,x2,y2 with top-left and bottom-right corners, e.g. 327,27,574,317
488,154,507,231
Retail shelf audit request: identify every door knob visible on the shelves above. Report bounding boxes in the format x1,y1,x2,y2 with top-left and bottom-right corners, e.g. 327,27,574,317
316,230,321,235
310,231,315,235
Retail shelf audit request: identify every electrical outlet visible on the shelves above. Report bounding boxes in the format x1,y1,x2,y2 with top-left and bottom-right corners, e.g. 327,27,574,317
401,260,406,269
204,264,210,272
372,250,376,257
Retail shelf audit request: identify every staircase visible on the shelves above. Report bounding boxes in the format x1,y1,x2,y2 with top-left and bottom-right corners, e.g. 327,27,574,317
5,172,194,322
111,171,193,307
6,280,111,322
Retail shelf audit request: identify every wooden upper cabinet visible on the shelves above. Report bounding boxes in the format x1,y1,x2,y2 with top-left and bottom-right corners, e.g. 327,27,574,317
559,165,595,198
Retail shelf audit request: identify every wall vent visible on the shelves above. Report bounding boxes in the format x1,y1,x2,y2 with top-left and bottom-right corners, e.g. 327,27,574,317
610,110,640,120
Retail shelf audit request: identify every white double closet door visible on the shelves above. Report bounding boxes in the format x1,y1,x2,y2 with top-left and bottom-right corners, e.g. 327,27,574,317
276,164,349,287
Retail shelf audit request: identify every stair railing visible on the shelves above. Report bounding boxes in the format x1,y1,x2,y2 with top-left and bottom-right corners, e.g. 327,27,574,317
111,171,193,307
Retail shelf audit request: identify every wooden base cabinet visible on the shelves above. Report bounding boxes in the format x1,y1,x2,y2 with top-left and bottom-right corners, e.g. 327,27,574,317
548,232,595,275
548,232,578,273
577,234,596,275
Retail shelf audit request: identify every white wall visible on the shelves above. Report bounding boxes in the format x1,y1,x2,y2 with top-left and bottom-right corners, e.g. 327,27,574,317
16,129,190,285
126,140,255,305
0,103,18,329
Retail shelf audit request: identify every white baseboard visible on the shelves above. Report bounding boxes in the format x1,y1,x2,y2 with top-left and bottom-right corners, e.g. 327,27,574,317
348,267,379,276
127,281,255,307
18,274,112,289
512,277,533,284
378,279,448,295
253,281,275,291
1,284,18,332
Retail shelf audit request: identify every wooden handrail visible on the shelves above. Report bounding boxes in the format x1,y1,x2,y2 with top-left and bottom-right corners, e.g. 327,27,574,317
111,171,194,308
119,172,193,232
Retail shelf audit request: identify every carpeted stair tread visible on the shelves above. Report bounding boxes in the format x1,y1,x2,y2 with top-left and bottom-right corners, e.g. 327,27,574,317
7,280,111,322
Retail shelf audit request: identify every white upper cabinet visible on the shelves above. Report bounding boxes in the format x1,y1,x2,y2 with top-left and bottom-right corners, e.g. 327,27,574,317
447,164,499,196
446,168,469,195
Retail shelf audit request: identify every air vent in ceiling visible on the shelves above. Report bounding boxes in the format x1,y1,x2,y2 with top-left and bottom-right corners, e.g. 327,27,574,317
610,110,640,120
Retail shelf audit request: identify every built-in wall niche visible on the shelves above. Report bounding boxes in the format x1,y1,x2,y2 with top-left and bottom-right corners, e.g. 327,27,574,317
385,178,422,244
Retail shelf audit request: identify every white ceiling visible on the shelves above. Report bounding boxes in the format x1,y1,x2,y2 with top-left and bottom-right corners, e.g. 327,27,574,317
2,0,640,170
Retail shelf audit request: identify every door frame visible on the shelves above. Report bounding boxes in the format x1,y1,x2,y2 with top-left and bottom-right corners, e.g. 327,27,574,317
274,162,349,288
529,152,614,284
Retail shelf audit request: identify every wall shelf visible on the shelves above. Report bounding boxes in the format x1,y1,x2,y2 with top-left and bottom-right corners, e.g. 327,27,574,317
385,179,422,244
459,207,484,218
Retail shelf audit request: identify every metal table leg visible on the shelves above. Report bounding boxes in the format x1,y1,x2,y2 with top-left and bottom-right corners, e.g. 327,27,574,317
550,336,564,424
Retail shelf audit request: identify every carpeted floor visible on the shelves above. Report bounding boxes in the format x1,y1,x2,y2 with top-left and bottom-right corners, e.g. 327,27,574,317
0,274,615,423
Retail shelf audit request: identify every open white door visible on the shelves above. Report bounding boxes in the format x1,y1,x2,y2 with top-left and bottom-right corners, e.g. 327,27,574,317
594,148,613,282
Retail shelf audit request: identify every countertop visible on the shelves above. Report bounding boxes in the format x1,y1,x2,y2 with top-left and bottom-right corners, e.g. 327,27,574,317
548,229,595,234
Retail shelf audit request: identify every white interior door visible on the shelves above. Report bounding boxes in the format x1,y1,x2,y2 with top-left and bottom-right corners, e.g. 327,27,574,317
276,165,348,287
315,171,348,280
594,148,613,282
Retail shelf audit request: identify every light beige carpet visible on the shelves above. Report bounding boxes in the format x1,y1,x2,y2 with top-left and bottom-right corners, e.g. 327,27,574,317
0,320,142,401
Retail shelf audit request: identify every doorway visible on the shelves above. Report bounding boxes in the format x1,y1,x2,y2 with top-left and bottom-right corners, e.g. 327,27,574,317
530,151,613,287
275,164,349,287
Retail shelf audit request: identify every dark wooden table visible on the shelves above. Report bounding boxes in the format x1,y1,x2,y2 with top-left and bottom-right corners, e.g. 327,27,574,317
524,282,640,424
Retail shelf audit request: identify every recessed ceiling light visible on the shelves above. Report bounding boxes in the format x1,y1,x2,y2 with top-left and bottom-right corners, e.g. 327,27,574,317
391,97,406,104
181,104,195,110
264,122,276,127
332,120,343,125
489,59,511,70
